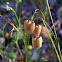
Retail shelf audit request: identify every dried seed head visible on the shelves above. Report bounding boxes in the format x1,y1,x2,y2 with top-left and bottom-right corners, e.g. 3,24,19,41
34,25,41,37
32,36,37,48
29,21,35,34
37,36,43,48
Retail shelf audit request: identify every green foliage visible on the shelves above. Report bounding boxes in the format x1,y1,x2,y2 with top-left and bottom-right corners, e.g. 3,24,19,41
0,48,3,53
18,0,22,2
8,52,16,59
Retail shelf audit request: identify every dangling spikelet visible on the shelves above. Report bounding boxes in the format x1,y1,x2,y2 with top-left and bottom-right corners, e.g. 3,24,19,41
27,20,31,31
32,36,37,48
24,20,28,32
24,20,31,32
30,21,35,34
34,25,41,37
37,36,43,48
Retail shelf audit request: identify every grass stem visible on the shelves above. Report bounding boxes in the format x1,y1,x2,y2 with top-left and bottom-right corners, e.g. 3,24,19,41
46,0,62,61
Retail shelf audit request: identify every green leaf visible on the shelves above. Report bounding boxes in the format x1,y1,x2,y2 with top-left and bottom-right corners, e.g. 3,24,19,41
8,52,16,59
18,0,22,2
0,48,2,53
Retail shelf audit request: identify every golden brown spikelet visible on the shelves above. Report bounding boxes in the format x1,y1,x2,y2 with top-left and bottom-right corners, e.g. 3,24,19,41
27,20,31,30
34,25,41,37
32,36,37,48
37,36,43,48
24,20,28,32
24,20,35,34
41,26,48,37
30,21,35,34
24,20,31,32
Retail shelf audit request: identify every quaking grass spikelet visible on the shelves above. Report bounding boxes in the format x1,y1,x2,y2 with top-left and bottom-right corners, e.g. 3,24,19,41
32,36,37,48
30,21,35,34
34,25,41,37
24,20,35,34
24,20,31,32
37,36,43,48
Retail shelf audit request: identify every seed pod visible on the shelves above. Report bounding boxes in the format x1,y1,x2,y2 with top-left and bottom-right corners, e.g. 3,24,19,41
32,36,37,48
24,20,31,32
30,21,35,34
34,25,41,37
37,36,43,48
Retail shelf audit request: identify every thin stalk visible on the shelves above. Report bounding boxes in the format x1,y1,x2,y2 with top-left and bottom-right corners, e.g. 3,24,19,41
29,48,38,62
18,1,22,26
40,8,61,61
46,0,57,41
12,9,21,26
0,14,23,58
23,38,28,62
1,15,23,57
0,14,22,37
31,9,39,21
41,18,56,40
16,0,18,10
10,29,14,37
25,33,29,62
46,0,62,61
31,9,45,21
25,45,28,62
16,40,23,58
0,29,4,37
